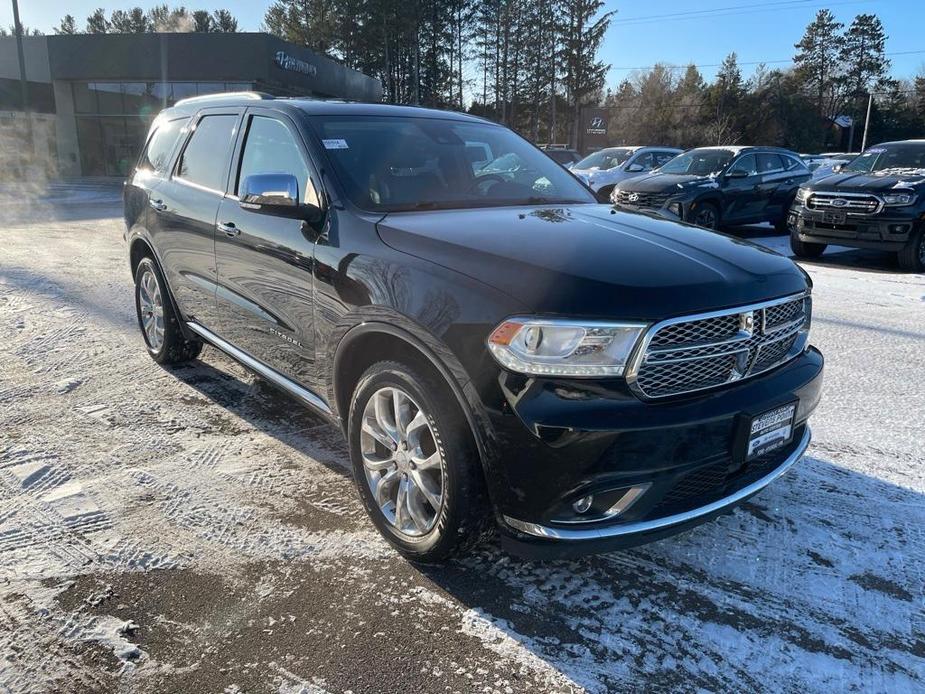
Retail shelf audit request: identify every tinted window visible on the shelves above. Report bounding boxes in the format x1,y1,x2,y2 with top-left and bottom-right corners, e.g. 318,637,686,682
783,155,806,172
631,152,656,170
728,154,758,176
138,118,185,174
312,116,595,212
757,153,784,173
237,116,318,206
843,143,925,173
654,151,677,167
575,148,632,170
659,149,734,175
176,114,238,191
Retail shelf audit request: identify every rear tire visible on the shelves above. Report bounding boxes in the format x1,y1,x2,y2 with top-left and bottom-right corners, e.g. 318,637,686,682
348,360,490,562
897,228,925,272
789,230,827,259
134,256,202,365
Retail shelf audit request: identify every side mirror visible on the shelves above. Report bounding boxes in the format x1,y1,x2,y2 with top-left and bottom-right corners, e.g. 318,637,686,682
725,169,749,179
626,163,644,173
832,164,843,173
240,173,322,222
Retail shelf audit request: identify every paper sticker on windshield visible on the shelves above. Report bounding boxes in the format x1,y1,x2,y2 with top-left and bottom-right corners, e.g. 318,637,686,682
322,139,349,150
866,148,885,153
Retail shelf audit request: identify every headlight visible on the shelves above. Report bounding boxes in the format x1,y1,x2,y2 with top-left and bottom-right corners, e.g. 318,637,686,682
883,190,916,206
487,318,647,377
795,187,810,203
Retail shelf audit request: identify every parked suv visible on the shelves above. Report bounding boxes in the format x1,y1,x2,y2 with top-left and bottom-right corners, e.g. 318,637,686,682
571,146,683,199
789,140,925,271
124,94,823,561
613,146,811,231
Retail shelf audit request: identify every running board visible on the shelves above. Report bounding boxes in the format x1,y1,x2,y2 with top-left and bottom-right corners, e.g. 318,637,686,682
186,322,333,416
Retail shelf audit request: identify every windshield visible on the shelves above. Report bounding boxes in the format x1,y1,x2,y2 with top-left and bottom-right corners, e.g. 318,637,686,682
310,116,596,212
574,148,632,170
842,143,925,173
658,149,735,176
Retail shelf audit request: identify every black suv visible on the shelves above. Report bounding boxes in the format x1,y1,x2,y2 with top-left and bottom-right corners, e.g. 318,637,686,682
613,146,811,231
124,94,823,561
789,140,925,271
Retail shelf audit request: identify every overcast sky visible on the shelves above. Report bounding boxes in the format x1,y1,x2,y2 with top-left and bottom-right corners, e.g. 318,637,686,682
6,0,925,89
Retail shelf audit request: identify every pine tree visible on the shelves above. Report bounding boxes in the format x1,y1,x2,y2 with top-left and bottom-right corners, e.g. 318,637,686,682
86,8,111,34
793,9,844,120
212,10,238,32
110,8,150,33
192,10,213,32
55,15,79,34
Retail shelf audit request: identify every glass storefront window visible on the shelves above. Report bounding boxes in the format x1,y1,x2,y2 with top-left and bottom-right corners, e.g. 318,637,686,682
94,83,124,114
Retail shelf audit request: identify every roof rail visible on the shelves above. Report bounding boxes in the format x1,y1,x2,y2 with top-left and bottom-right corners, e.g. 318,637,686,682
173,91,274,107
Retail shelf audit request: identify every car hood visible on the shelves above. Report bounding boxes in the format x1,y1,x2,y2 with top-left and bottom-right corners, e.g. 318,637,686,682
376,205,806,320
810,169,925,192
617,173,720,193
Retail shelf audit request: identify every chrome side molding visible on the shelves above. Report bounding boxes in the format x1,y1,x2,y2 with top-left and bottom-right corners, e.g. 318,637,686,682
186,322,333,416
504,426,811,541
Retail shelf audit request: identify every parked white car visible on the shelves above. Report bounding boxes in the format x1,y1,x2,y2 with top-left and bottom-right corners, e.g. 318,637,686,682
571,146,683,197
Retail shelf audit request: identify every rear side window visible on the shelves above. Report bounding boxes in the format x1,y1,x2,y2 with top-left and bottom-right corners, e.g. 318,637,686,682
237,116,318,206
138,118,185,175
176,114,238,191
783,155,806,172
757,153,784,173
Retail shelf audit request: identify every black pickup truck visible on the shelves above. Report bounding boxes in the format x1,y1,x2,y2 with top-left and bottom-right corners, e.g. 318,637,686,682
789,140,925,271
123,93,823,560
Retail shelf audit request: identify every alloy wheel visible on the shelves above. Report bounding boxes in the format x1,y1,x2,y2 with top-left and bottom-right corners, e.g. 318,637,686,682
695,208,717,229
138,268,165,351
360,386,445,537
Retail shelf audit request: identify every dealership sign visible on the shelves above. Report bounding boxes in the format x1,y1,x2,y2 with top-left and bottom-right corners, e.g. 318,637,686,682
274,51,318,77
587,115,607,135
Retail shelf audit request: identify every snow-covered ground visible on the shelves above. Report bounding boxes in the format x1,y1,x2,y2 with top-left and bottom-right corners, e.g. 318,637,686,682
1,190,923,693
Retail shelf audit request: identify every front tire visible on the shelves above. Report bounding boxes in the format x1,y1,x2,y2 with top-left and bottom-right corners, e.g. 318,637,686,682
897,228,925,272
348,360,489,562
134,256,202,364
691,202,720,230
789,230,827,259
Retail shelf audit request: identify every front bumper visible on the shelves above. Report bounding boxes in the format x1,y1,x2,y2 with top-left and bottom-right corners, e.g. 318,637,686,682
485,347,823,558
790,205,921,251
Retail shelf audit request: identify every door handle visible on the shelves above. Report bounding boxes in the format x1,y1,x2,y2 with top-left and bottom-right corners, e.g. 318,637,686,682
217,222,241,237
149,198,167,212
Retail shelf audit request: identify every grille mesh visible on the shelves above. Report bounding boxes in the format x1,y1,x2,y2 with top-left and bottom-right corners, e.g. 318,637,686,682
650,314,740,347
615,190,671,209
633,296,808,398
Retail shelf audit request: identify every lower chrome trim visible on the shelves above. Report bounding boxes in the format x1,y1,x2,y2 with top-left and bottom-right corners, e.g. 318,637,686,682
186,322,333,416
503,426,811,541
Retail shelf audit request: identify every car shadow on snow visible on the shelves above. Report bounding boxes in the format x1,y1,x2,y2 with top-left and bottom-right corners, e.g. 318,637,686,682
171,355,925,691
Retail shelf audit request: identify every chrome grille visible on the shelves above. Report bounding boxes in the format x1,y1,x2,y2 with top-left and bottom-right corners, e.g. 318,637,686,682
615,190,671,209
630,295,810,399
807,192,881,214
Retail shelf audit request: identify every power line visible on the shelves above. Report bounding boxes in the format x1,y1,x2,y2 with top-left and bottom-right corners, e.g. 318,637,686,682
611,48,925,73
612,0,884,27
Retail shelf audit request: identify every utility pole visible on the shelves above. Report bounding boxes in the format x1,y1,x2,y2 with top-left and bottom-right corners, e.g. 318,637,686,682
11,0,33,156
860,92,873,152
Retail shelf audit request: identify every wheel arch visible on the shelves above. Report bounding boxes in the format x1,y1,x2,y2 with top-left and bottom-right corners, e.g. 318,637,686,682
330,316,500,497
128,234,197,342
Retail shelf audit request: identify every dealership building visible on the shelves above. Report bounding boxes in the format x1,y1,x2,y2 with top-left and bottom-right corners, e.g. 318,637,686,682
0,33,382,178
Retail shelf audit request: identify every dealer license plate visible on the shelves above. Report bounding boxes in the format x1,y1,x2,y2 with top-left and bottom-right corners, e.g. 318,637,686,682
745,403,796,461
822,210,846,224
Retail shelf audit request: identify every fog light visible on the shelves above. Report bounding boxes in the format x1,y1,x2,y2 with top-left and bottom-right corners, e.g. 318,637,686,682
889,224,909,234
572,495,593,514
